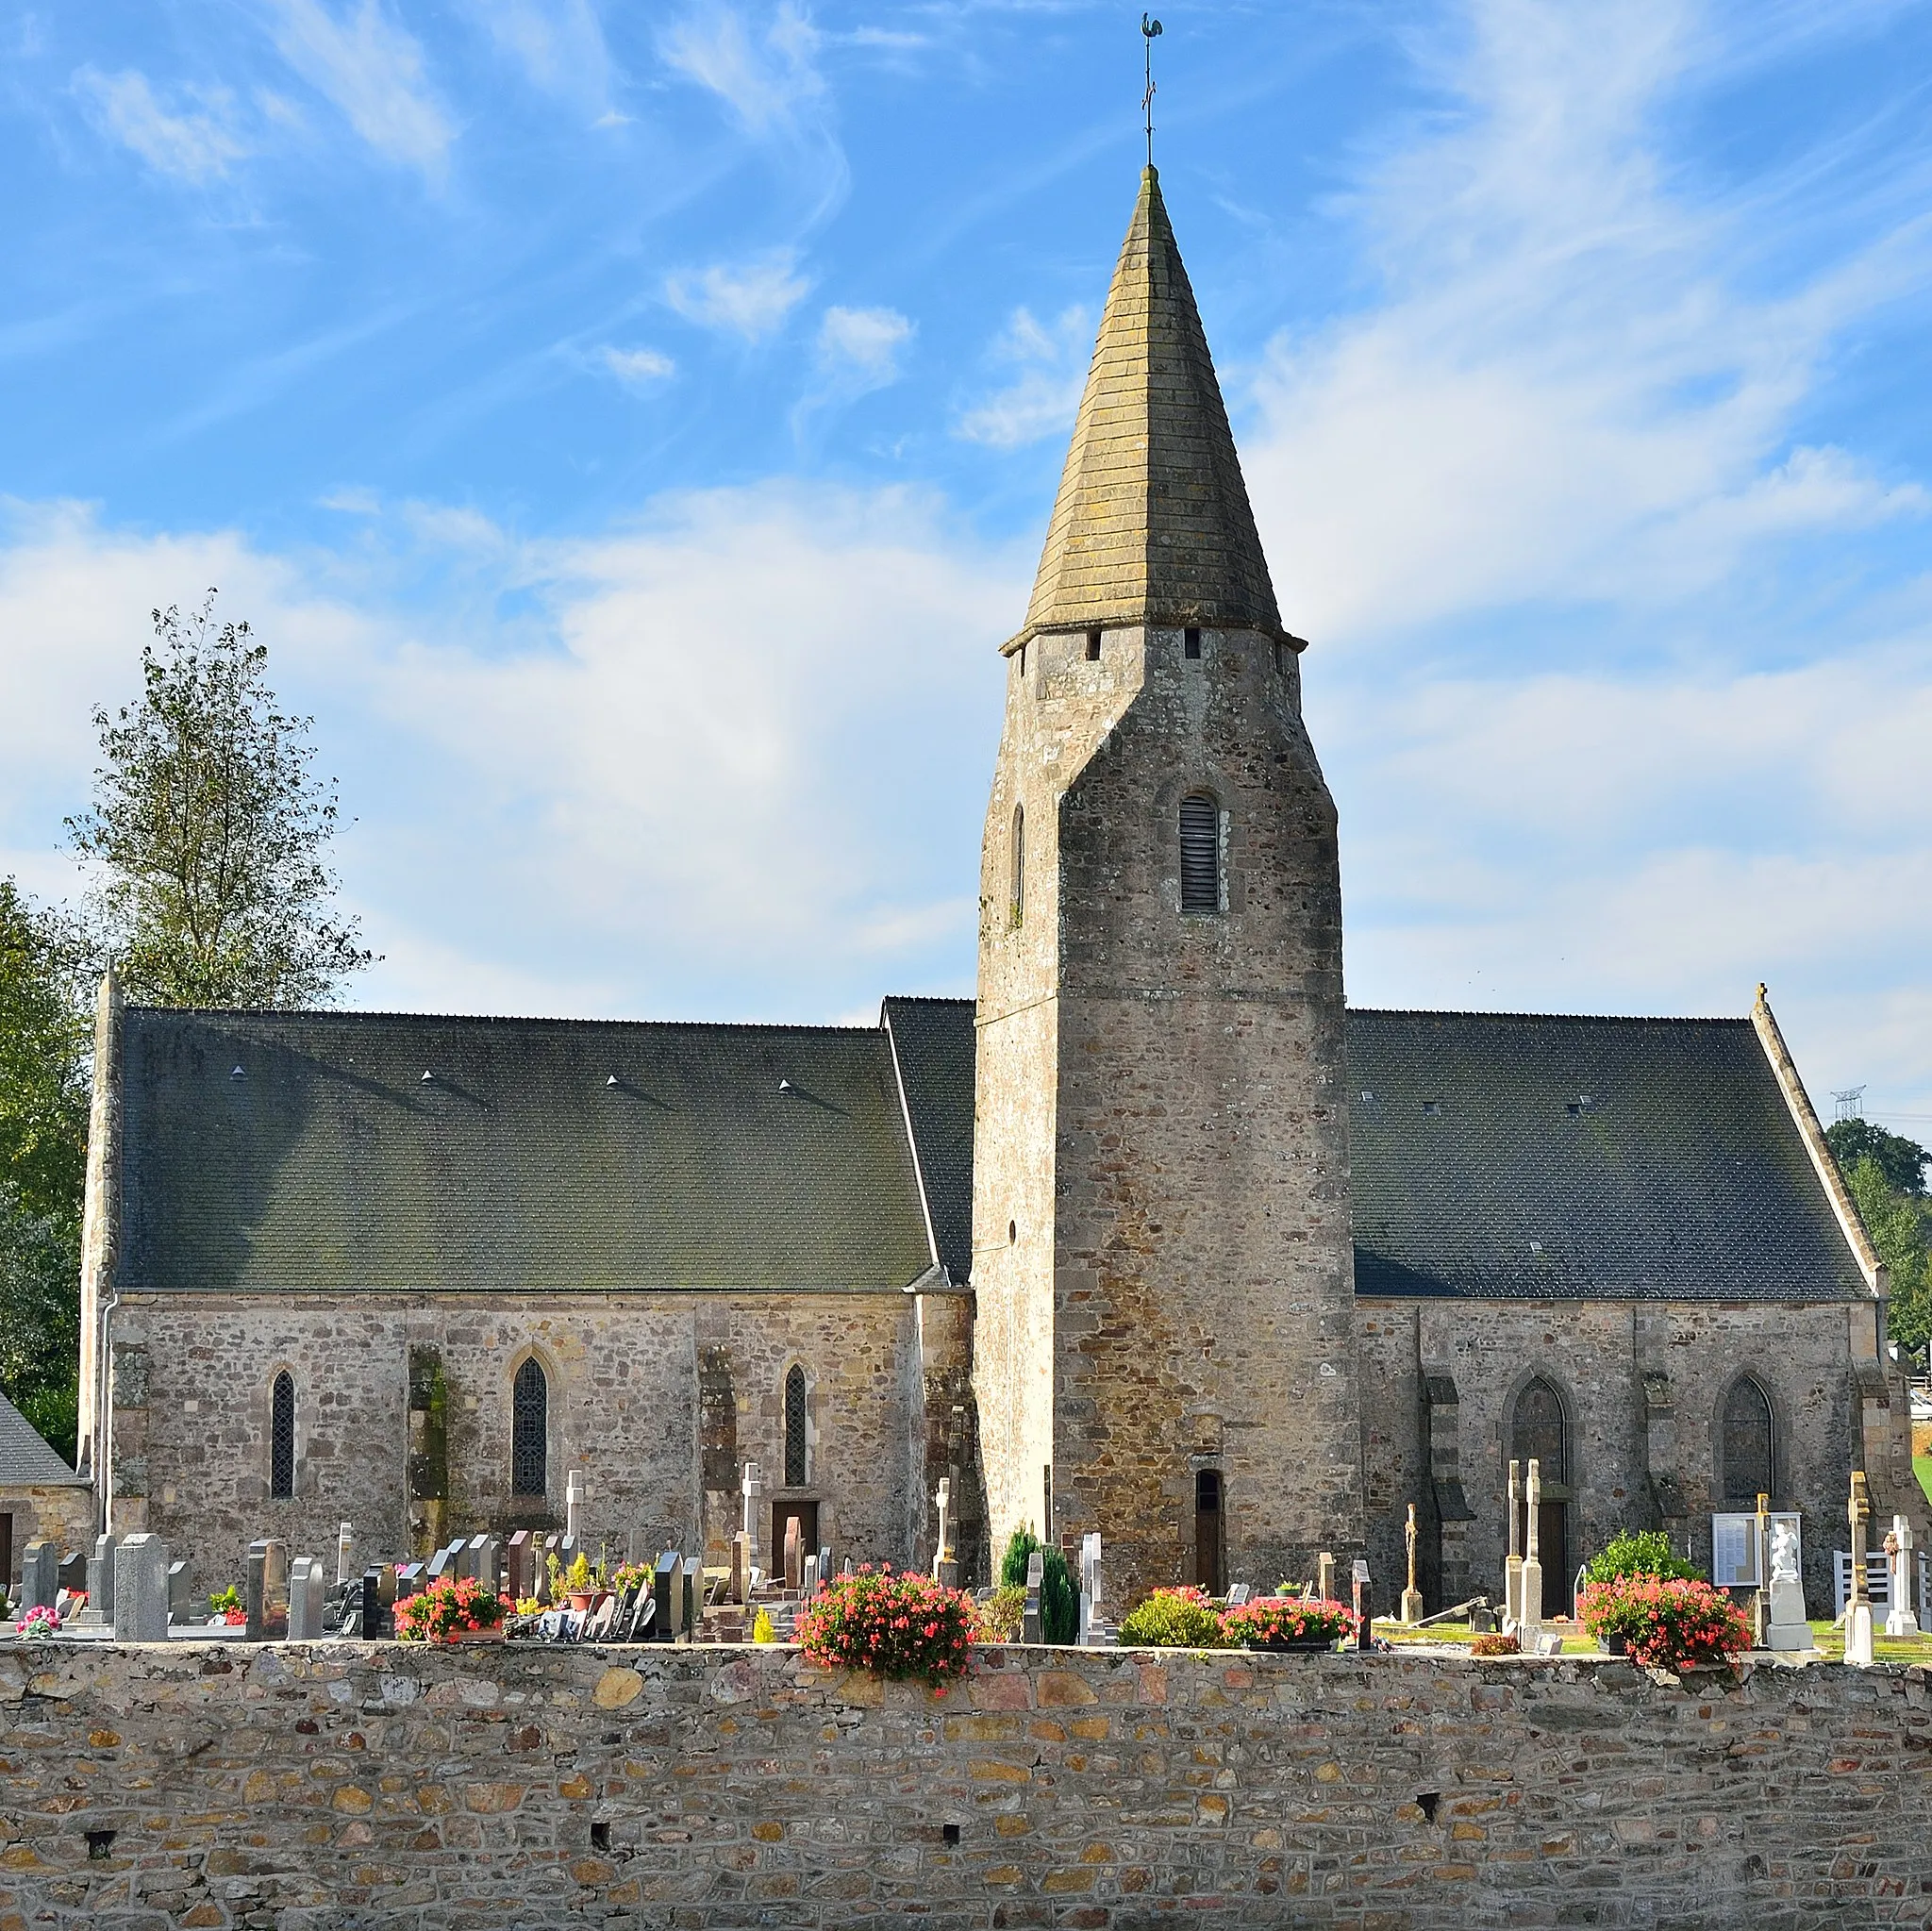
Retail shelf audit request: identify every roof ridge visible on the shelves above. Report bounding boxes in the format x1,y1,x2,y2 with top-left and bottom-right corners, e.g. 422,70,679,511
127,1007,891,1035
1348,1007,1752,1026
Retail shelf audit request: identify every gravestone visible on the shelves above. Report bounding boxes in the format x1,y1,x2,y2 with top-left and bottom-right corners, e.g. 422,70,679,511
1885,1517,1920,1639
1078,1533,1101,1644
654,1553,679,1642
58,1550,86,1592
1351,1557,1373,1653
1315,1549,1335,1604
818,1545,831,1590
1766,1518,1811,1652
113,1534,171,1641
18,1540,57,1617
728,1533,747,1606
359,1567,385,1640
1224,1583,1250,1608
783,1518,802,1593
466,1534,491,1586
395,1562,425,1601
741,1462,762,1570
566,1470,585,1542
1023,1551,1043,1644
1505,1457,1524,1634
168,1560,192,1627
287,1557,319,1640
508,1531,533,1604
79,1533,120,1628
682,1556,702,1638
245,1543,269,1641
426,1545,454,1586
336,1523,356,1586
583,1593,617,1642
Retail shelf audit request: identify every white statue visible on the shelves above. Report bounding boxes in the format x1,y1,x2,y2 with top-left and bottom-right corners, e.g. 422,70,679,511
1770,1519,1798,1584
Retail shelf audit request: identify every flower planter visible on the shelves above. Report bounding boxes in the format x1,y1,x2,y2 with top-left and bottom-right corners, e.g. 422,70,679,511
452,1624,506,1645
1249,1638,1334,1656
1597,1633,1628,1656
568,1593,595,1612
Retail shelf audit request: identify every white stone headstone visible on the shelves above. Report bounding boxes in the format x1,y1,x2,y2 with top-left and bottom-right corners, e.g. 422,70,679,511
1885,1517,1920,1639
336,1523,356,1586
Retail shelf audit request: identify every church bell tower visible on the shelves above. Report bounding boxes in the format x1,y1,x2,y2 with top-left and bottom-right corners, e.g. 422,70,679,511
971,167,1365,1604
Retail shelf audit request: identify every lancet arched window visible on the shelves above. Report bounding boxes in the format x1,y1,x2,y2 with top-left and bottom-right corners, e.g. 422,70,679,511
1179,793,1221,914
511,1357,547,1496
1510,1377,1567,1487
270,1372,295,1500
1721,1376,1774,1503
784,1365,808,1486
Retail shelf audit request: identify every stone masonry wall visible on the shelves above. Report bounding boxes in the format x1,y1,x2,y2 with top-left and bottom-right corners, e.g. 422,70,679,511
108,1292,926,1597
3,1641,1932,1927
1356,1297,1929,1618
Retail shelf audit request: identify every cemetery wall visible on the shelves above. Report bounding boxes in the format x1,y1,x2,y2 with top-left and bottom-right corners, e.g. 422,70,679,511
1356,1295,1922,1616
107,1290,934,1598
3,1640,1931,1927
975,622,1365,1611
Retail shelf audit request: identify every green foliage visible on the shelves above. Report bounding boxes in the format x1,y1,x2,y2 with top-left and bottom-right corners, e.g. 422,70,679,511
66,591,375,1009
1827,1117,1929,1197
1583,1529,1704,1586
751,1607,775,1643
996,1528,1076,1641
1578,1575,1752,1672
1842,1155,1932,1355
974,1584,1025,1642
1117,1586,1231,1649
208,1586,242,1615
0,881,90,1464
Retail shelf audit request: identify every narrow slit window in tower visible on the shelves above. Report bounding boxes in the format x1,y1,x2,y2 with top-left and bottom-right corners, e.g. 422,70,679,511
1184,626,1201,658
1085,628,1102,661
1010,804,1024,925
785,1366,808,1486
1194,1469,1225,1593
1179,793,1221,913
511,1357,547,1496
270,1372,295,1500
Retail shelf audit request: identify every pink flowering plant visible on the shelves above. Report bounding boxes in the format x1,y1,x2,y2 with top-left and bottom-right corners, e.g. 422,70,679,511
15,1605,58,1638
394,1576,507,1644
792,1566,976,1689
1222,1595,1357,1649
1577,1575,1752,1673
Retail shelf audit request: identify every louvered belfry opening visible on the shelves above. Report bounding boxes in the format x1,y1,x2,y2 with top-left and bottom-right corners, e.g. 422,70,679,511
1179,793,1220,913
784,1366,808,1486
1723,1376,1774,1501
511,1357,547,1497
269,1372,295,1499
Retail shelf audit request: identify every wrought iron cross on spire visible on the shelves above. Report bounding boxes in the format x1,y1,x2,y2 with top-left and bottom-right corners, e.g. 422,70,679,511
1142,13,1163,168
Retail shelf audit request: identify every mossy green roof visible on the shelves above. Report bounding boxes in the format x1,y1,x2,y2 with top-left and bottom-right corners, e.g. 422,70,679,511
119,1007,938,1293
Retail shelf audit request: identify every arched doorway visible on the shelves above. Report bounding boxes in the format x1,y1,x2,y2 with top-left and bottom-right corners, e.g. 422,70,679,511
1512,1378,1572,1612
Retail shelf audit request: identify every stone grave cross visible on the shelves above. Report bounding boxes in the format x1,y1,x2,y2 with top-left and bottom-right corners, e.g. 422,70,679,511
1401,1503,1424,1624
1023,1550,1043,1644
1845,1470,1874,1667
1078,1533,1100,1645
1504,1457,1523,1634
741,1461,762,1569
1518,1459,1543,1645
932,1477,951,1580
336,1522,356,1586
1885,1514,1920,1639
566,1470,584,1544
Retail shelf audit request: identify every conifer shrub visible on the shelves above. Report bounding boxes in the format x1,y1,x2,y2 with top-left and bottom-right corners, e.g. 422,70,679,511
998,1529,1078,1642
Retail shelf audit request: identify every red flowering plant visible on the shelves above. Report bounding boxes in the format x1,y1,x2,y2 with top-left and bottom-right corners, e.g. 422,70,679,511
393,1576,508,1644
792,1566,977,1690
1222,1595,1357,1650
1576,1575,1752,1673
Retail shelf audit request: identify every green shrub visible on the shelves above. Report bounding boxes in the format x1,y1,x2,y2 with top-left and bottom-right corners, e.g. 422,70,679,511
1583,1530,1703,1586
1118,1586,1231,1649
975,1585,1025,1642
998,1528,1077,1642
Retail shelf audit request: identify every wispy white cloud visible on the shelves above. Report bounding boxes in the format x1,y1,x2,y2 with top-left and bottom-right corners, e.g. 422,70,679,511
459,0,620,120
955,306,1091,448
71,67,251,182
816,306,913,390
658,2,824,139
664,251,811,341
259,0,455,177
600,345,675,389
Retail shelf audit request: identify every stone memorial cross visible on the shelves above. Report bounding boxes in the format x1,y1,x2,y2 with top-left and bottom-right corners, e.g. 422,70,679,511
1885,1515,1919,1639
1505,1458,1523,1633
1519,1459,1544,1644
1846,1471,1874,1668
932,1478,951,1580
741,1462,762,1566
1023,1550,1044,1644
1401,1503,1424,1624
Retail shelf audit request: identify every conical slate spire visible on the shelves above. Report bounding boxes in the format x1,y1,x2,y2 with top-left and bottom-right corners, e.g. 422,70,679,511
1014,166,1283,649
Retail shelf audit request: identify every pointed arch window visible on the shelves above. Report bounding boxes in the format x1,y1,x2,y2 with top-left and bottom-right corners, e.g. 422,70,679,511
1511,1378,1567,1486
784,1365,808,1487
512,1357,547,1497
270,1372,295,1500
1179,793,1221,914
1722,1376,1774,1503
1010,804,1025,926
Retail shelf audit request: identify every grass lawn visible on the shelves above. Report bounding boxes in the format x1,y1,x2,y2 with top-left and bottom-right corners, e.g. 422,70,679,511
1916,1456,1932,1508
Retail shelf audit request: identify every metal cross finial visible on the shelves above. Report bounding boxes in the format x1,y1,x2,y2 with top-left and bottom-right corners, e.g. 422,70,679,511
1141,14,1163,168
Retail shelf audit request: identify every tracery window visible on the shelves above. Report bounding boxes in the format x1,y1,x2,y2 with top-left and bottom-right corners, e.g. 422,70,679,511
1510,1377,1567,1486
270,1372,295,1500
1721,1376,1774,1502
511,1357,547,1497
784,1365,808,1487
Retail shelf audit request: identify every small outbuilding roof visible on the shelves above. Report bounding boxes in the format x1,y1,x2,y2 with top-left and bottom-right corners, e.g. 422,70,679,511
0,1390,86,1488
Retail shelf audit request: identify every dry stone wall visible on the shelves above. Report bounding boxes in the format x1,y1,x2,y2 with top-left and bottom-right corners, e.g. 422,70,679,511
2,1641,1929,1928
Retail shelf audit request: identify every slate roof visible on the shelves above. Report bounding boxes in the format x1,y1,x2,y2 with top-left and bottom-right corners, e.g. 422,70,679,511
119,1008,937,1294
1016,167,1285,649
1347,1010,1868,1302
882,996,977,1285
0,1390,85,1487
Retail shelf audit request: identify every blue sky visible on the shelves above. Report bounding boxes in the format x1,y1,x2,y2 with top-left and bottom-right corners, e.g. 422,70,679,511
4,0,1932,1130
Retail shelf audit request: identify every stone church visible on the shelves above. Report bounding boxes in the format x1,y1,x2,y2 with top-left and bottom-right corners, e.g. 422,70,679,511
75,168,1918,1617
